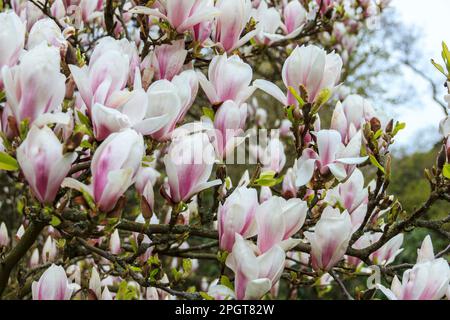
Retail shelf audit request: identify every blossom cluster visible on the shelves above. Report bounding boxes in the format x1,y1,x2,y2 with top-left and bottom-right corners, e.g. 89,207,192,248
0,0,448,301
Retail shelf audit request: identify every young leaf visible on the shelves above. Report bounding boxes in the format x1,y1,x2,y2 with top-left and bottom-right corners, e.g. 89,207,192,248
200,292,214,300
50,215,62,227
443,163,450,179
220,275,234,290
202,107,215,121
0,152,19,171
392,122,406,137
369,154,385,174
288,86,305,107
431,59,447,77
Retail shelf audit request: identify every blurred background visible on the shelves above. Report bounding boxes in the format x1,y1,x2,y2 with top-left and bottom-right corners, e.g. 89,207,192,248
360,0,450,260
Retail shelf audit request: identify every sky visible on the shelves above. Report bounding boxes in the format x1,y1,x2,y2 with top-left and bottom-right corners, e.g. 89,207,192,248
387,0,450,152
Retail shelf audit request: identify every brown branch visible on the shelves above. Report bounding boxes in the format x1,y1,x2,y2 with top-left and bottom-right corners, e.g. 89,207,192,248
0,221,46,298
117,220,218,240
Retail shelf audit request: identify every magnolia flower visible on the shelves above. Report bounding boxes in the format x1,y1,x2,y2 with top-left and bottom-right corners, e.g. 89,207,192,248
218,186,258,252
350,232,404,267
259,186,272,203
135,167,160,213
11,0,45,30
212,100,247,159
110,229,121,254
0,222,9,247
16,224,25,240
29,248,40,268
377,258,449,300
305,207,353,271
17,126,76,204
192,0,214,43
259,138,286,173
27,18,66,49
214,0,257,52
2,43,66,125
50,0,66,20
254,45,342,105
324,168,368,231
63,129,145,212
256,196,307,253
42,235,58,263
197,54,255,105
282,168,298,199
32,264,73,300
251,1,282,45
370,233,404,265
207,283,236,300
69,37,131,112
90,71,170,140
130,0,218,34
295,130,368,187
89,267,102,298
417,235,435,263
144,40,187,81
163,132,221,203
149,70,199,141
226,234,285,300
331,95,376,144
0,11,26,88
282,0,307,36
79,0,103,23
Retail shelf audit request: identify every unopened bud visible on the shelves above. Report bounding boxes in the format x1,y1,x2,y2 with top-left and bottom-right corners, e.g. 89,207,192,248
385,119,394,134
370,117,382,132
437,145,447,170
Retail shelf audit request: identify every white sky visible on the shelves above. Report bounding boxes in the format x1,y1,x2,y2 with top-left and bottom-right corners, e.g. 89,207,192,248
388,0,450,152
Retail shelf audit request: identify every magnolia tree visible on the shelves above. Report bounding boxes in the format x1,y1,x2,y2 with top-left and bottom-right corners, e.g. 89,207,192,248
0,0,449,301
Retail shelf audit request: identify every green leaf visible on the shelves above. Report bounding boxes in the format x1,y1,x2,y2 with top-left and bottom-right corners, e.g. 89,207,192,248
285,105,295,123
442,42,450,71
254,170,283,187
129,265,142,273
171,268,182,282
392,122,406,137
431,59,447,77
202,107,215,121
288,86,305,107
19,118,30,140
77,110,90,127
199,292,214,300
116,280,138,300
81,188,96,210
50,215,62,227
311,88,332,113
0,152,19,171
0,90,5,102
373,129,383,140
443,163,450,179
74,123,93,137
220,276,234,290
369,155,385,174
182,259,192,275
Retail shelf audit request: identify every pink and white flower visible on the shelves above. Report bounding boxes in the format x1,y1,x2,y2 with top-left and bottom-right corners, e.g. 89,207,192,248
17,125,76,204
226,234,285,300
32,264,73,300
305,207,353,271
256,196,307,253
254,45,342,105
218,186,258,252
294,130,368,187
197,53,255,105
